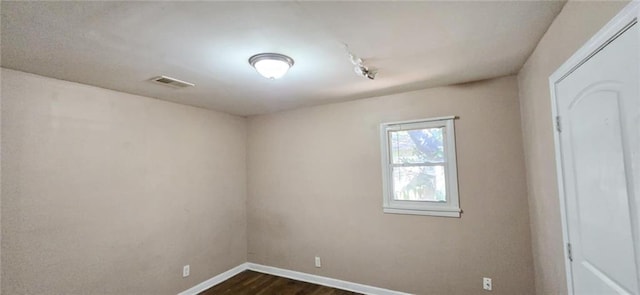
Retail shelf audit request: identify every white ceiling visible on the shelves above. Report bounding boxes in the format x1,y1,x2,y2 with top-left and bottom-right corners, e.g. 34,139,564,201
1,1,565,116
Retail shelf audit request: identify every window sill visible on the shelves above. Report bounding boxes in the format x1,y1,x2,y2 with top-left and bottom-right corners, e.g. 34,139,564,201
383,207,461,218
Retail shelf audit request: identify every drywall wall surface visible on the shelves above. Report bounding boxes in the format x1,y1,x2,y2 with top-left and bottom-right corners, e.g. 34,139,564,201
0,63,3,295
1,68,247,294
517,1,629,294
247,75,534,294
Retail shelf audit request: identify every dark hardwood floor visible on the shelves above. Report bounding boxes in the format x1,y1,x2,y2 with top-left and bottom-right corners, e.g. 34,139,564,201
199,270,363,295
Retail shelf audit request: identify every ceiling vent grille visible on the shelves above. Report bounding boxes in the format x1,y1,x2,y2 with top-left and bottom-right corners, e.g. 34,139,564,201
150,75,195,88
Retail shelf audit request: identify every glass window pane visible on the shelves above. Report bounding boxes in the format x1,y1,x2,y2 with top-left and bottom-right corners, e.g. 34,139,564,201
392,165,446,202
390,127,444,164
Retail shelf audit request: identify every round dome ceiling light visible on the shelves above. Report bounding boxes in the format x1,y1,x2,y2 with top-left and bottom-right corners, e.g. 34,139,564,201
248,53,294,79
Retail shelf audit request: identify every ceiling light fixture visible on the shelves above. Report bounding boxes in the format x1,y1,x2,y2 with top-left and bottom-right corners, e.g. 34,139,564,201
249,53,294,79
344,44,377,80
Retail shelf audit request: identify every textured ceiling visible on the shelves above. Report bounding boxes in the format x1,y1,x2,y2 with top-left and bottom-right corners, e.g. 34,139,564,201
1,1,565,116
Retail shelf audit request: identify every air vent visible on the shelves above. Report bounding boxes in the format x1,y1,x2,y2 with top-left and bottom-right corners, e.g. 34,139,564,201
149,75,195,88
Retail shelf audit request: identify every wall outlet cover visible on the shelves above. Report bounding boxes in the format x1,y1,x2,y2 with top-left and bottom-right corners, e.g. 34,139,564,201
483,277,492,291
183,265,190,277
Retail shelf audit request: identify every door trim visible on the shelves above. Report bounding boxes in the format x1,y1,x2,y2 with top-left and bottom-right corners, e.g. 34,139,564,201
548,1,640,294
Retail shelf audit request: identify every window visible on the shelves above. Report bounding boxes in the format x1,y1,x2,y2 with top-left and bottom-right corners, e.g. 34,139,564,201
380,116,460,217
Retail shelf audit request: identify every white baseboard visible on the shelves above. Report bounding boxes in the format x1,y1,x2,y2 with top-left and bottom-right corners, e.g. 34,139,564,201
246,263,412,295
177,263,249,295
178,262,411,295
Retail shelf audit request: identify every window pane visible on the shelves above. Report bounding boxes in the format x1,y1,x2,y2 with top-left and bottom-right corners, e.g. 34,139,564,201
390,127,444,164
392,165,446,202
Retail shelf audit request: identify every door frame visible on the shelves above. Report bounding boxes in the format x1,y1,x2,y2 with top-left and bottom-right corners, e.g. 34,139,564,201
549,1,640,294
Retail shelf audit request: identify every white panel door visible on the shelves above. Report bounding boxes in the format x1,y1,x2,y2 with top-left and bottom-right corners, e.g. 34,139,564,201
556,23,640,294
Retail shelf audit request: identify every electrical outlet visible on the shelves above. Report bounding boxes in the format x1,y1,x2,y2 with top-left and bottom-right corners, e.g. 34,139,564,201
183,265,190,277
483,277,492,291
314,256,321,268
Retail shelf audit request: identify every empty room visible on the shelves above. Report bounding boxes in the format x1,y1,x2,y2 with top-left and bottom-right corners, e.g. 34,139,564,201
1,1,638,294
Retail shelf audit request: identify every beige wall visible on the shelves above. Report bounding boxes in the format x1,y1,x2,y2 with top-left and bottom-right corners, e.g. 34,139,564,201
0,66,3,295
517,1,629,294
247,75,534,294
1,69,247,294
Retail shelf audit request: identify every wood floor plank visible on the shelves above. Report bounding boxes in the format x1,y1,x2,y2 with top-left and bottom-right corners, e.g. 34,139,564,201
198,270,362,295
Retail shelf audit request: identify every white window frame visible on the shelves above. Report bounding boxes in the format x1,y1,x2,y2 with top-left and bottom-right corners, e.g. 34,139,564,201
380,116,461,217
